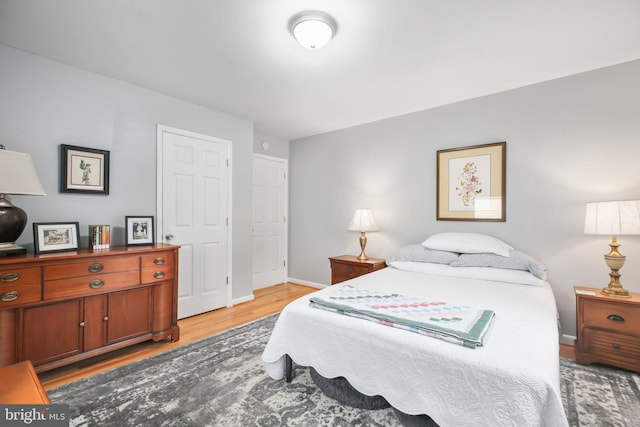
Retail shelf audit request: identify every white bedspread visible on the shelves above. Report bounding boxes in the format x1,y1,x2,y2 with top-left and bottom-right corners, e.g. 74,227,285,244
261,267,569,427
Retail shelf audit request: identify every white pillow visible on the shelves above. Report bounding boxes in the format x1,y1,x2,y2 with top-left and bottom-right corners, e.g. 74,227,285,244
389,261,544,286
422,233,513,257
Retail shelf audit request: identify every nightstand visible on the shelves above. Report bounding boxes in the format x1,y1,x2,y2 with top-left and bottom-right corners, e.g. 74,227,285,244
574,286,640,372
329,255,386,285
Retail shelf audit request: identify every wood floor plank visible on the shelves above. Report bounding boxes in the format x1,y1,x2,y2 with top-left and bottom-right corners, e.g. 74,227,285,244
39,282,317,390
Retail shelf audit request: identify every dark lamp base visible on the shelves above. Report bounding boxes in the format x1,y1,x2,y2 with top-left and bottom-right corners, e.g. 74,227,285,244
0,245,27,257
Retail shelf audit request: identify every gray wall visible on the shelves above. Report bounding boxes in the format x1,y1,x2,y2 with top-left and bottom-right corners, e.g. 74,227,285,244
0,44,254,301
289,59,640,338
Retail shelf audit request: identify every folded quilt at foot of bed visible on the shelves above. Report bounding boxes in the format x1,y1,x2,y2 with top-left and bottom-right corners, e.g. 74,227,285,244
309,285,495,348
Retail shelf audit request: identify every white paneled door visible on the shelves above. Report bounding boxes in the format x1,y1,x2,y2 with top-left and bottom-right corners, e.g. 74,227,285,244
252,155,287,290
157,125,231,319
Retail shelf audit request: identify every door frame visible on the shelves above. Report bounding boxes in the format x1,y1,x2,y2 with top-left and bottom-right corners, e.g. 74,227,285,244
252,153,289,288
156,124,233,309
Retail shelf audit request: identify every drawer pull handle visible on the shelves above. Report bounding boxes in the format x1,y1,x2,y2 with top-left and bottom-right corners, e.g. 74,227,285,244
613,343,621,349
607,314,625,322
154,257,165,265
103,316,109,322
79,321,85,327
0,272,19,282
0,291,19,302
346,268,353,274
88,263,104,273
153,271,166,279
89,279,105,289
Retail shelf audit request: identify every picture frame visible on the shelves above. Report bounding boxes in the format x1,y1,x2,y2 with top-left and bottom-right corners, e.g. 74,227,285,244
33,222,80,254
125,216,155,246
437,141,506,221
60,144,110,194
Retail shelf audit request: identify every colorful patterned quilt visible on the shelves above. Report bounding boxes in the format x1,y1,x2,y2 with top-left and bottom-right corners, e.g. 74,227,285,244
309,285,495,348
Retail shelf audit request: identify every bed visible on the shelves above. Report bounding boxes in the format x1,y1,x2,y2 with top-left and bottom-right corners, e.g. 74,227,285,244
261,233,569,427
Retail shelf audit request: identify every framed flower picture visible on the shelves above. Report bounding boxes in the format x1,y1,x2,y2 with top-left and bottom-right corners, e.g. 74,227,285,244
436,142,506,221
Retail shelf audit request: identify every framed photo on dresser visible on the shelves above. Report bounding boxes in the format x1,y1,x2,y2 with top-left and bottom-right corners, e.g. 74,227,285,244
125,216,155,246
33,222,80,254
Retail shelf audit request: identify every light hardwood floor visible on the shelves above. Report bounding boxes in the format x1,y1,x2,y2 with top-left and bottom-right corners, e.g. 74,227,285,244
39,282,317,390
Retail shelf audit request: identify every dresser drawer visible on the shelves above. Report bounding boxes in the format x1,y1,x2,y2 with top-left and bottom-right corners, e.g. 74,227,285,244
0,283,42,308
583,328,640,364
43,271,140,300
582,299,640,335
43,257,139,280
140,253,174,270
141,266,174,284
0,267,41,285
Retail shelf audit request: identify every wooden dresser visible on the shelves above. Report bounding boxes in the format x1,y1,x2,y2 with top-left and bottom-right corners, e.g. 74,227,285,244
575,286,640,372
329,255,386,285
0,244,180,372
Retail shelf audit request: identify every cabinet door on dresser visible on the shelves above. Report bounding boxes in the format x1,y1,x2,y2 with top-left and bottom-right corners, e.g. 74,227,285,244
22,300,84,366
82,289,151,351
106,287,151,344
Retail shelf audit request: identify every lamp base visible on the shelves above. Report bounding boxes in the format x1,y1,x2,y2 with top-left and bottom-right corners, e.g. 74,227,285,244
601,286,631,298
357,231,369,261
600,239,632,298
0,243,27,257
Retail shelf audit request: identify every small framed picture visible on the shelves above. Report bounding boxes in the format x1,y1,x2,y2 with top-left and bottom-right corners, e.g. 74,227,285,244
125,216,155,246
33,222,80,254
437,142,506,221
60,144,110,194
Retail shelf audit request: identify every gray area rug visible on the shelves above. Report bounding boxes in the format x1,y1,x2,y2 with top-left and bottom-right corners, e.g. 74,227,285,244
48,314,640,426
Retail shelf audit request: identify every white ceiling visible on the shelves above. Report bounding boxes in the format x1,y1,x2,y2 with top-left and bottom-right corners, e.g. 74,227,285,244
1,0,640,140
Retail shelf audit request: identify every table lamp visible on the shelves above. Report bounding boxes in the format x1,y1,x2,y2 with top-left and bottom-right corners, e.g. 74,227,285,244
584,200,640,297
347,209,379,261
0,146,46,256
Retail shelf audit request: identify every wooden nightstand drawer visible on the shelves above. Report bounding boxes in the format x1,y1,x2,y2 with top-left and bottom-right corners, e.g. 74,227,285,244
583,299,640,335
583,329,640,366
329,255,386,285
332,263,370,282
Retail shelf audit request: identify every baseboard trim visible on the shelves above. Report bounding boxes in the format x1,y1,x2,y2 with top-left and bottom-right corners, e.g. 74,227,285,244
232,294,255,306
288,277,327,289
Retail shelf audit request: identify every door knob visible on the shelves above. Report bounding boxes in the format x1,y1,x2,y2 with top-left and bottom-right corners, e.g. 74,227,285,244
165,234,174,241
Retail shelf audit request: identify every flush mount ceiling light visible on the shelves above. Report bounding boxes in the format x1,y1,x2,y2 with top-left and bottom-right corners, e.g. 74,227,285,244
290,11,337,49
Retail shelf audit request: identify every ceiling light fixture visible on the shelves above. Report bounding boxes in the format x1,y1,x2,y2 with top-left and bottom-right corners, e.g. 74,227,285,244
290,11,337,50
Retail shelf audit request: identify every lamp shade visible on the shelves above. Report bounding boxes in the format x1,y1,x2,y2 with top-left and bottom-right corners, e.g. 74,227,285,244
0,149,46,195
584,200,640,235
347,209,379,232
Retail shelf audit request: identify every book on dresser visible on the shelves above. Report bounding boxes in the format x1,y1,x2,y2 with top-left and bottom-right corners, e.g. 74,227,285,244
88,224,110,250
